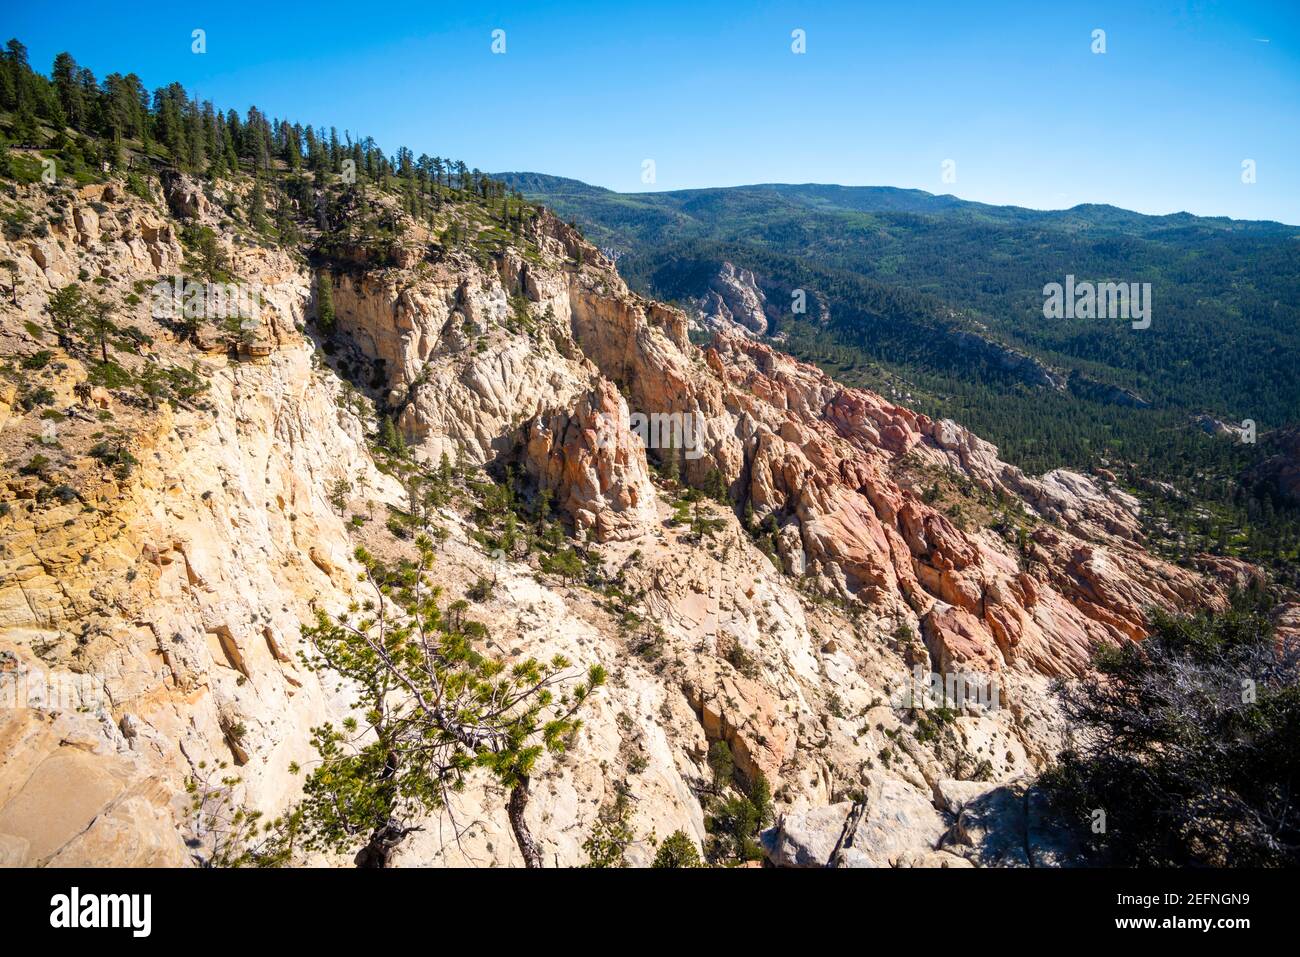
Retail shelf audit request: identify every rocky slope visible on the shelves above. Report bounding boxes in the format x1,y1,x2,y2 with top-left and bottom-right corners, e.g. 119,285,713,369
0,167,1247,868
695,262,769,336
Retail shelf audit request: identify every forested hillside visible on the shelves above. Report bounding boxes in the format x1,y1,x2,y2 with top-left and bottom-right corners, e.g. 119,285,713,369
0,37,539,264
500,172,1300,583
498,174,1300,426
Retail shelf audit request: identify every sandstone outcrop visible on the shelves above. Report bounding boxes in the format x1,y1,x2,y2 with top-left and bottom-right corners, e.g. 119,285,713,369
697,262,768,335
571,320,1229,682
758,774,1085,868
0,168,1250,869
760,773,957,868
520,382,659,541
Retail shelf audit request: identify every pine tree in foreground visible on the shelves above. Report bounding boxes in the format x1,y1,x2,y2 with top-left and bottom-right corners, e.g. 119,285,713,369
184,761,299,868
296,537,605,867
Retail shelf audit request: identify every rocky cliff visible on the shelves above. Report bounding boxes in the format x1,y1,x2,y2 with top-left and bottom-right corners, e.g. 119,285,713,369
695,262,769,336
0,167,1246,868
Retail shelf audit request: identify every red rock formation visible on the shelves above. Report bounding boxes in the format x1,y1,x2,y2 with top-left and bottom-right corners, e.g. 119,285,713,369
567,289,1238,680
299,220,1246,685
520,382,658,542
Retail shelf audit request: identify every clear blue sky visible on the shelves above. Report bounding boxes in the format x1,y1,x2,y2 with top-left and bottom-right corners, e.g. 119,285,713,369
7,0,1299,222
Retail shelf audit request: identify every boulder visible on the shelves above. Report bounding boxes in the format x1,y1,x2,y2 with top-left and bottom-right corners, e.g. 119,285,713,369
935,777,1088,867
761,774,948,867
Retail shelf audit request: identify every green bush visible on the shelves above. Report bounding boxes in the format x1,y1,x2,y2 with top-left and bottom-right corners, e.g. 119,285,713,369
1041,589,1300,867
0,149,43,185
125,172,151,201
89,440,138,480
18,385,55,410
87,360,133,389
705,776,772,865
20,350,53,370
652,830,702,868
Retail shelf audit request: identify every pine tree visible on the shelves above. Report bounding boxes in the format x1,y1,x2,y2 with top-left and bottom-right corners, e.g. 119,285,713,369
0,258,17,305
379,415,406,456
652,830,702,868
247,175,267,231
88,297,115,364
47,283,86,349
51,52,84,129
315,270,335,333
327,476,351,515
708,740,734,791
543,546,584,587
1042,590,1299,866
297,540,605,867
582,790,636,868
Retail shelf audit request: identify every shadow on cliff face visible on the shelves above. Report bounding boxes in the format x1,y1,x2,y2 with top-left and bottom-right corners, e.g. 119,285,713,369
760,775,1088,868
934,780,1088,868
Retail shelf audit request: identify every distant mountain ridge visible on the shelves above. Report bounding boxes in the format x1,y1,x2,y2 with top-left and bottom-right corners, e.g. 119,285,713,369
497,170,1300,463
496,172,1299,233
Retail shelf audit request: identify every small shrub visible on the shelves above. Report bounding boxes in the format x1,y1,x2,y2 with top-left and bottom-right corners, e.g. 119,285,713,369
653,830,702,869
18,385,55,410
21,350,53,370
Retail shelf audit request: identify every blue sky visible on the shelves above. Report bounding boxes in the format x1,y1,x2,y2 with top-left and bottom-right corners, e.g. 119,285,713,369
7,0,1299,222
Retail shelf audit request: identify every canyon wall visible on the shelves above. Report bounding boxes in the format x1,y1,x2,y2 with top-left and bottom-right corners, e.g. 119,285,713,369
0,173,1245,867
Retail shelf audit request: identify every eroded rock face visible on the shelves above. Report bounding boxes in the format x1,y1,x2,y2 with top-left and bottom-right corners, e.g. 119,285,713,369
760,774,959,868
950,330,1066,390
571,317,1228,682
0,178,397,864
0,171,1249,869
313,220,1239,749
329,258,592,469
162,171,209,221
933,777,1087,868
760,775,1086,869
1273,603,1300,646
0,706,190,867
0,341,394,865
520,382,659,542
698,262,768,336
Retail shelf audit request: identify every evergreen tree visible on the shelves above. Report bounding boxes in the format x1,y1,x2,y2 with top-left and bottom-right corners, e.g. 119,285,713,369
708,740,734,791
379,416,406,456
705,770,773,864
87,297,115,363
652,830,702,868
0,258,17,304
184,761,300,867
315,270,335,333
248,175,266,231
51,52,84,129
542,546,584,587
327,476,351,515
582,790,636,868
1042,589,1300,867
47,283,86,349
297,540,605,867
